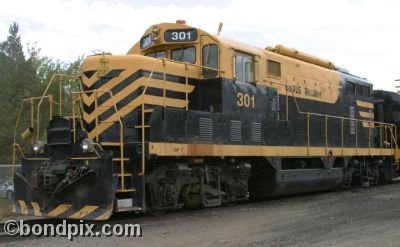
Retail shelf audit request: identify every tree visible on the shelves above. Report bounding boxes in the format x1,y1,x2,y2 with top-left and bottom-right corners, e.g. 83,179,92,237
0,22,82,163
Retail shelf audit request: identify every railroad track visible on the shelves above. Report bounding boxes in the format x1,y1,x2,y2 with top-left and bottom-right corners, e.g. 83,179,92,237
1,180,399,243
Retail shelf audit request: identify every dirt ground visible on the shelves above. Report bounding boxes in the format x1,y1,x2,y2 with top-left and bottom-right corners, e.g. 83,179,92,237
2,182,400,247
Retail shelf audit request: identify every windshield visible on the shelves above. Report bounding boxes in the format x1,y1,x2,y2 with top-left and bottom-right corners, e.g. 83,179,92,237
145,50,167,58
171,47,196,63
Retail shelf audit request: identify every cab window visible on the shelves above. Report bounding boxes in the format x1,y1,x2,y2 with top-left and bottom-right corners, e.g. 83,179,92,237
145,50,167,58
202,44,218,78
171,46,196,63
235,51,254,83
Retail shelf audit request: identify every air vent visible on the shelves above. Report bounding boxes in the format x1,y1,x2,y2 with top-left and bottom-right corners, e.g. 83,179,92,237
230,120,242,142
199,117,213,142
251,122,261,143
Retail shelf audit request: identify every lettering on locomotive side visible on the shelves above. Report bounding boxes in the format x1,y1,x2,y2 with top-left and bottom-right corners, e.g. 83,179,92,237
285,85,321,98
304,88,322,98
286,85,301,95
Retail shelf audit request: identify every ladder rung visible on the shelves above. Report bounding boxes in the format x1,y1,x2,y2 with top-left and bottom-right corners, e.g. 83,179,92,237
101,142,122,146
113,158,129,161
118,173,132,177
134,125,150,128
117,188,136,192
143,109,154,113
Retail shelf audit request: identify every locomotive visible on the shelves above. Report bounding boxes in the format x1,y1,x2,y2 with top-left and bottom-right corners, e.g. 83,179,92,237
11,20,400,220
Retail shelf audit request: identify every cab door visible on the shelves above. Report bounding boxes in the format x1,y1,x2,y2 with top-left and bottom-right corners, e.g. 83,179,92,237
200,35,219,78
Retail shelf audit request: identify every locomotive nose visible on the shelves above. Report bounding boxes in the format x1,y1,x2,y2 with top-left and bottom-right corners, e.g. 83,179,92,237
14,170,117,220
12,117,118,220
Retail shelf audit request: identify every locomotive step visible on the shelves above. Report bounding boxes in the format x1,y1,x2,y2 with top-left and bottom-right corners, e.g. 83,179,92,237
112,157,129,161
100,142,122,146
117,173,133,177
116,188,137,193
134,125,150,128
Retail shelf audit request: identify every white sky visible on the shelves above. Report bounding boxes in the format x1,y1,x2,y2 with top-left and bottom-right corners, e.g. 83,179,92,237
1,0,400,91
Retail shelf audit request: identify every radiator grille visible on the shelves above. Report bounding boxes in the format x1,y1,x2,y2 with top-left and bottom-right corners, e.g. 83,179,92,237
199,117,213,142
230,120,242,142
251,122,261,143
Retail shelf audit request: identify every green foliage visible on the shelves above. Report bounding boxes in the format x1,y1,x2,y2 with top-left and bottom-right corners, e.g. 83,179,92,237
0,22,82,163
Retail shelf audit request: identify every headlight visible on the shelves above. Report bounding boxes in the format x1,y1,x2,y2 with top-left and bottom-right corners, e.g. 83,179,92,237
152,25,160,34
152,25,160,42
81,138,94,153
32,140,45,154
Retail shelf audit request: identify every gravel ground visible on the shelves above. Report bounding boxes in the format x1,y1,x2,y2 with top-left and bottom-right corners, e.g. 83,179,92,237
2,182,400,247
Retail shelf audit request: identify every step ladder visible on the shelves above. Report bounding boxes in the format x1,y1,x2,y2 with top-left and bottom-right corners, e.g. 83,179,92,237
134,108,154,176
100,142,136,193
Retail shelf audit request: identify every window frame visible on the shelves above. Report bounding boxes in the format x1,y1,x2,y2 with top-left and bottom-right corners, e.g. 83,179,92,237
144,50,167,58
171,46,196,64
267,59,282,78
202,44,219,78
234,51,256,83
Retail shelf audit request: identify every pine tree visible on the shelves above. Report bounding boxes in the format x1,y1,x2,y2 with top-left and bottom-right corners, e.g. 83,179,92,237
0,22,82,163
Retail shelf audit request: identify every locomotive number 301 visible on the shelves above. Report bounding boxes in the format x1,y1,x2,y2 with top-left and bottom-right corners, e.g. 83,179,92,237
237,92,255,108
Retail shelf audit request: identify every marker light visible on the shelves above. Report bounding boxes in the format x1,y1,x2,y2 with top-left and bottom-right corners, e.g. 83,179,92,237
32,140,45,154
81,138,94,153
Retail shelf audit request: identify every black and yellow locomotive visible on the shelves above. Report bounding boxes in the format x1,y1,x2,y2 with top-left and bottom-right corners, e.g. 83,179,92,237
11,21,400,220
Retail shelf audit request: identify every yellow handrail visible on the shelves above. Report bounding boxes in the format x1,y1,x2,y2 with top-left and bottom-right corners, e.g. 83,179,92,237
36,74,78,139
72,89,126,188
139,60,158,176
288,88,397,156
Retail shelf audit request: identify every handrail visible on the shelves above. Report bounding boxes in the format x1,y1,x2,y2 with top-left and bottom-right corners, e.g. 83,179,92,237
159,57,222,73
36,74,78,139
13,95,53,145
72,89,126,188
139,59,158,176
288,86,398,155
266,78,398,155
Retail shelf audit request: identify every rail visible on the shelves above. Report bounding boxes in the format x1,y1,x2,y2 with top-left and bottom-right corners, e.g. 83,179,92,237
288,85,398,157
137,57,222,176
36,74,79,139
12,74,79,173
71,90,127,190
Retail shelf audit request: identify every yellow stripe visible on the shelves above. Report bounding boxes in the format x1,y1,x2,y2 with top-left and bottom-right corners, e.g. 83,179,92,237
11,204,16,213
149,142,394,157
69,205,99,219
87,95,187,138
18,200,28,215
94,207,113,221
82,77,194,124
359,111,374,118
82,76,194,106
82,69,102,87
356,100,374,109
47,204,72,217
31,202,42,216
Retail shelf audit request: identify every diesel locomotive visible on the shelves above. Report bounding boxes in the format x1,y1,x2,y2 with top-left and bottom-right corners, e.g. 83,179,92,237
11,20,400,220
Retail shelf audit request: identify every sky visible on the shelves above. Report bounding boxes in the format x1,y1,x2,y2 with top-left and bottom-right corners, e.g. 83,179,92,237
1,0,400,91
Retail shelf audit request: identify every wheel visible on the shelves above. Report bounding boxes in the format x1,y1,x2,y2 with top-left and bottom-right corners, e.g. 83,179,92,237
342,167,353,189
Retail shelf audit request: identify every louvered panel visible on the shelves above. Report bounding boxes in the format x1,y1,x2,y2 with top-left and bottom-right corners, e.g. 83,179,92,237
199,117,213,142
230,120,242,142
251,122,261,143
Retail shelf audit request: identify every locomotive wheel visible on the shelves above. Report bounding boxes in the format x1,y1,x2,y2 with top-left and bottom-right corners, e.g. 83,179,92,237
221,183,237,207
342,167,353,189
